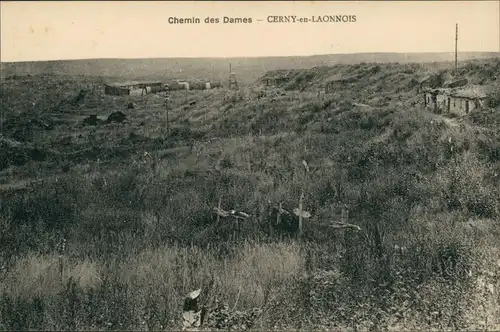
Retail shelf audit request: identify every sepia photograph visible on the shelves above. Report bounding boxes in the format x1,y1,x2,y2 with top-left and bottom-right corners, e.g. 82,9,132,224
0,1,499,330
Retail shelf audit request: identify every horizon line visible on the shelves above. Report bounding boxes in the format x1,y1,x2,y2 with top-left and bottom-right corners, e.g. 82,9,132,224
2,51,499,64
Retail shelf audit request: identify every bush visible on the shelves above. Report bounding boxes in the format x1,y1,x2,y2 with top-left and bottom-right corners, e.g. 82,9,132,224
486,90,500,108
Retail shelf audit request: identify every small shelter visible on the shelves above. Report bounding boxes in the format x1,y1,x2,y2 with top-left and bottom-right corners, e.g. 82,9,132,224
210,81,223,89
167,80,223,91
448,86,490,116
264,75,291,87
324,74,359,93
104,84,130,96
166,81,186,91
104,81,163,96
422,85,491,116
422,88,446,111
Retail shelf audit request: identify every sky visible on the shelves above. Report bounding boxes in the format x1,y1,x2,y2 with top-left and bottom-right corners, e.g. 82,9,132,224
1,1,499,62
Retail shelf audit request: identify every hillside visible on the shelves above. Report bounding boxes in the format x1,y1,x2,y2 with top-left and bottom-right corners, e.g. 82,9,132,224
1,52,499,86
1,58,499,331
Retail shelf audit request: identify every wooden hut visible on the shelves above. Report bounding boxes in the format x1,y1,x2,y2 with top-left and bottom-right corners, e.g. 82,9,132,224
324,74,359,93
104,81,163,96
448,86,489,116
104,84,130,96
422,85,490,116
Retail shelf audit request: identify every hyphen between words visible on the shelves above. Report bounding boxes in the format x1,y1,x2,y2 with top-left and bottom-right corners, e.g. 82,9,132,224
168,15,357,24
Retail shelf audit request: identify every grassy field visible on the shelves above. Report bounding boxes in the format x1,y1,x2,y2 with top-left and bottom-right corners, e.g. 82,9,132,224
1,57,500,331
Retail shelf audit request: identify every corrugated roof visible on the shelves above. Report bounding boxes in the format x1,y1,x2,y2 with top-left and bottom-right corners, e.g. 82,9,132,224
106,81,162,87
451,85,492,99
106,81,140,87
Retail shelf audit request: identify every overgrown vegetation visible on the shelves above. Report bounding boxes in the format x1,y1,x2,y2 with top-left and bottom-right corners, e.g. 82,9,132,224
1,59,499,330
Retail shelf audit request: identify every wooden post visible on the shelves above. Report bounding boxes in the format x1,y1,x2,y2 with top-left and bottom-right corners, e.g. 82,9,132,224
296,160,308,239
58,254,63,282
165,94,170,136
235,217,239,241
298,192,304,239
277,202,282,225
216,196,222,224
297,160,309,239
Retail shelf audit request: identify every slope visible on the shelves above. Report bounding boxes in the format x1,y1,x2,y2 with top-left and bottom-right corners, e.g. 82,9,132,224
0,57,499,331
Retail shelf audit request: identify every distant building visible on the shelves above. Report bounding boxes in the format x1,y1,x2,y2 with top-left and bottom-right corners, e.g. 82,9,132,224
264,75,291,87
104,84,130,96
324,74,359,93
104,81,163,96
166,81,187,91
210,81,223,89
189,81,208,90
164,80,222,91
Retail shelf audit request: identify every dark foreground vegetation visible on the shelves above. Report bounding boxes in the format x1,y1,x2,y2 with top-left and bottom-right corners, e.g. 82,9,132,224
1,59,499,331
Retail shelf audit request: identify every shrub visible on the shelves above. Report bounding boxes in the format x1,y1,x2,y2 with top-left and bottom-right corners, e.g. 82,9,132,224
486,90,500,108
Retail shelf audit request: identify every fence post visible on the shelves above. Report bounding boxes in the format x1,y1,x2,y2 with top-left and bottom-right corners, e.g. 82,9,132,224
235,216,239,241
297,160,309,239
165,97,170,136
216,196,222,224
298,193,304,239
58,254,63,283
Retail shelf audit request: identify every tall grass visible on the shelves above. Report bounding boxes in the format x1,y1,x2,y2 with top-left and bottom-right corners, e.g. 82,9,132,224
0,242,303,330
1,62,499,329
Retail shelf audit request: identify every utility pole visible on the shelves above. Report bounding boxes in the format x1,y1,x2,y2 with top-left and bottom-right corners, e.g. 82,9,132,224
455,23,458,76
228,62,239,90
